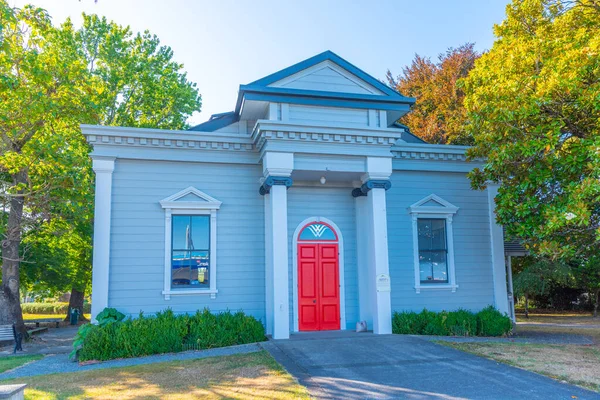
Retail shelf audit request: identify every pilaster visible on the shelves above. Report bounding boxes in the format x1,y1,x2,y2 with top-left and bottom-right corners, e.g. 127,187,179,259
91,157,115,322
487,184,509,315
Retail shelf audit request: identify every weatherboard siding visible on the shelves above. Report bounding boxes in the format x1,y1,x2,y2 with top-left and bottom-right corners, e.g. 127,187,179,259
288,104,369,128
287,186,358,330
386,170,495,312
108,159,266,322
276,65,378,95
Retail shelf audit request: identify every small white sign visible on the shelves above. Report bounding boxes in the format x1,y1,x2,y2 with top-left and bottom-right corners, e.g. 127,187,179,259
376,274,391,292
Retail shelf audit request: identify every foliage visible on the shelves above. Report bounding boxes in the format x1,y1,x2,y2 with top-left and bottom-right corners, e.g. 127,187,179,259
95,307,125,326
512,256,574,299
463,0,600,262
21,302,91,315
0,0,202,332
476,306,514,336
76,308,266,362
392,307,511,337
387,43,480,145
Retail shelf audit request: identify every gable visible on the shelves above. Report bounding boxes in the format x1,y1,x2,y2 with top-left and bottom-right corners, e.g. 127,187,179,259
160,187,222,210
268,61,384,95
409,194,459,215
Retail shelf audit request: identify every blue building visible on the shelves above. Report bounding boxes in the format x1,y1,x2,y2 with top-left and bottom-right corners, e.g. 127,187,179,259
83,51,513,339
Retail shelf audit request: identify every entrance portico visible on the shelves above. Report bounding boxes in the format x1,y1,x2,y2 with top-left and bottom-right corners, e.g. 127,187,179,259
259,133,396,338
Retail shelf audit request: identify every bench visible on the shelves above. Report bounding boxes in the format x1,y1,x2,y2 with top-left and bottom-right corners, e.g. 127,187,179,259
27,318,61,329
0,324,23,354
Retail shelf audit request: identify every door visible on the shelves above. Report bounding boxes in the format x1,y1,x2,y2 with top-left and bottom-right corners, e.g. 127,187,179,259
298,243,340,331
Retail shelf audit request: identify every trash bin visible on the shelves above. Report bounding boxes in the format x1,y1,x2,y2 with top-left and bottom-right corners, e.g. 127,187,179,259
70,308,80,325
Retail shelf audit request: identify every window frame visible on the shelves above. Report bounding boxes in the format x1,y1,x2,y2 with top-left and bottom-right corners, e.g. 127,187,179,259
417,218,449,284
160,187,221,300
170,214,211,290
409,194,459,293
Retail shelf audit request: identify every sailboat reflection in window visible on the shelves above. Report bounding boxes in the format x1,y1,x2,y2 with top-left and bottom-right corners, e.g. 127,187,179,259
171,215,210,288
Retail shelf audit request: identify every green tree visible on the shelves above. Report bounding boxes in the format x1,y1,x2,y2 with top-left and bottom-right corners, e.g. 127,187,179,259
0,2,95,334
387,43,480,145
464,0,600,262
0,2,202,333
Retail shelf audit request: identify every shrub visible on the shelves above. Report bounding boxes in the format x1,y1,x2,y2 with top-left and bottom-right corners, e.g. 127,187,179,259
77,307,265,362
476,306,513,336
392,306,511,337
21,302,91,315
445,309,478,336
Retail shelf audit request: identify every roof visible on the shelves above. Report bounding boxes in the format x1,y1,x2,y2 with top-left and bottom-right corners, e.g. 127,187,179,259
190,51,415,132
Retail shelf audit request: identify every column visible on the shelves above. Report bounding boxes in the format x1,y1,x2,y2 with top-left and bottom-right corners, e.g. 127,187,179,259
354,157,393,334
91,157,115,322
355,195,372,327
260,152,293,339
487,184,509,315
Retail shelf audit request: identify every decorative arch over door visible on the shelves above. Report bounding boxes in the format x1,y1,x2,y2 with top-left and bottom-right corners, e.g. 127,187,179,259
293,217,345,332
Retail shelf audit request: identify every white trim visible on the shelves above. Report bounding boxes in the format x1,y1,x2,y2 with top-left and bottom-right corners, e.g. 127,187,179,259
487,185,509,314
160,186,222,210
409,193,459,215
90,157,115,322
410,194,459,294
161,188,221,300
292,217,347,332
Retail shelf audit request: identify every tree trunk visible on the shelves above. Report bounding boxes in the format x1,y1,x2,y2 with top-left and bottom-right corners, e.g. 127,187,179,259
594,289,599,318
524,294,529,319
0,170,27,337
64,287,88,322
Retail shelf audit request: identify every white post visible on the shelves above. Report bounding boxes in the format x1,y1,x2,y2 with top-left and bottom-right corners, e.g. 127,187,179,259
262,152,293,339
366,187,392,334
507,255,516,322
487,184,509,315
269,184,290,339
362,156,393,335
91,157,115,321
264,194,274,335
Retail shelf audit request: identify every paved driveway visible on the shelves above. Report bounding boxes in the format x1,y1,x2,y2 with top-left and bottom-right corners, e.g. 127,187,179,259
262,332,599,400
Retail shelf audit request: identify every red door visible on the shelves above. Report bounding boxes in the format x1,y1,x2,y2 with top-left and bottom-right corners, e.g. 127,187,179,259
298,243,340,331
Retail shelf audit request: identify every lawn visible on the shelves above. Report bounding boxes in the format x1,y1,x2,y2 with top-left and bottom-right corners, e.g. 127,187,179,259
22,314,92,321
0,354,44,373
0,351,310,400
441,315,600,392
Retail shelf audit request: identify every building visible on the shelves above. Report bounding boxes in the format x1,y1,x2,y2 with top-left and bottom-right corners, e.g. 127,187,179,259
83,51,510,339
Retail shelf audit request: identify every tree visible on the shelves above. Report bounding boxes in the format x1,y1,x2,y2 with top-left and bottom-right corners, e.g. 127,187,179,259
512,256,573,317
387,43,480,145
573,257,600,317
0,2,202,333
463,0,600,263
0,2,96,335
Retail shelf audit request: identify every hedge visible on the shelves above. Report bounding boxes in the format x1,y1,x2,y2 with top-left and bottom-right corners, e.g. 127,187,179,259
74,308,266,361
21,302,91,315
392,306,512,337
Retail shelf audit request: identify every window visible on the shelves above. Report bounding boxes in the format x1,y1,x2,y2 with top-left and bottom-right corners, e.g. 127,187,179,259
417,219,448,283
409,194,459,293
171,215,210,289
160,187,221,300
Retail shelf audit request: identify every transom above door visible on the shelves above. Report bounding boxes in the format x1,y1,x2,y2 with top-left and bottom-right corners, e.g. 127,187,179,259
297,221,341,331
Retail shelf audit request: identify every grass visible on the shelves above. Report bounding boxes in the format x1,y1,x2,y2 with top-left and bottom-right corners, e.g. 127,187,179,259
0,354,44,373
0,351,311,400
22,314,92,321
440,314,600,392
516,312,599,325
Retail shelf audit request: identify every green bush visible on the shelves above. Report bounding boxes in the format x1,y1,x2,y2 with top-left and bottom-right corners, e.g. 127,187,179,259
21,302,91,315
77,307,266,362
476,306,513,336
392,306,511,337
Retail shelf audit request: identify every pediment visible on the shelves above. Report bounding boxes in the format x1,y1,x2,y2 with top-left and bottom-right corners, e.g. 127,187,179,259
268,61,384,95
160,186,222,210
409,194,458,214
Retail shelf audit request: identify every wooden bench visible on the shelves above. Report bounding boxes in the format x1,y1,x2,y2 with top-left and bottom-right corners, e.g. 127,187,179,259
0,324,23,354
27,318,61,329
